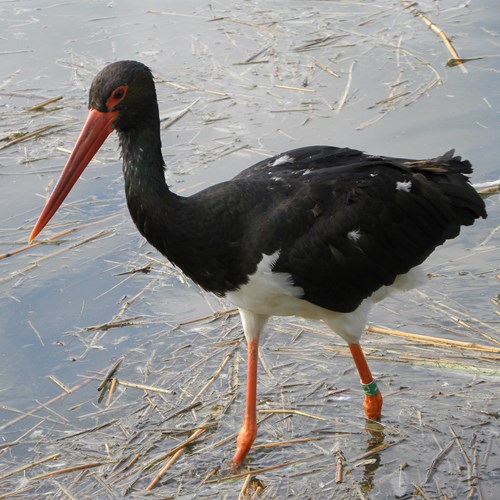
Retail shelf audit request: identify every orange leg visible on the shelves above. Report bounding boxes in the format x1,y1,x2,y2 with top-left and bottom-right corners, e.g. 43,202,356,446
348,343,383,419
232,339,259,468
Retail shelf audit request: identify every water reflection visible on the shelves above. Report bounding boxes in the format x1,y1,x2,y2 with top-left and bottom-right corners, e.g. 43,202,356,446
359,420,386,496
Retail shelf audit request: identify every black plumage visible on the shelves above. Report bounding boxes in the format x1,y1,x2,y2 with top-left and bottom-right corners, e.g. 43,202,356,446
30,60,487,468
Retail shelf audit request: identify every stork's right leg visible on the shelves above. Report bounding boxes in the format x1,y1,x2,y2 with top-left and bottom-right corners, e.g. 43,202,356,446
348,343,383,419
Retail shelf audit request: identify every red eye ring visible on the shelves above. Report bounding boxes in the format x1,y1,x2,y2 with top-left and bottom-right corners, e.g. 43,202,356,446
106,84,128,110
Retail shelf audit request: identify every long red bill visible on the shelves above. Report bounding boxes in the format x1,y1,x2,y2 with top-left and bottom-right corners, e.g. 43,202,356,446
29,108,117,242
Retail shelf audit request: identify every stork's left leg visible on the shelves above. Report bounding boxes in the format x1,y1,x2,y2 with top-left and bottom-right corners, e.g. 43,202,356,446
348,343,383,419
231,309,269,469
231,337,259,468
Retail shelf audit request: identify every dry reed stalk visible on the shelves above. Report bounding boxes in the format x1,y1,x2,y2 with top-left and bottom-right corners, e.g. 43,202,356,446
366,326,500,353
210,16,280,35
27,320,44,347
274,84,316,93
31,229,113,264
190,340,242,404
47,375,72,393
115,379,175,395
145,427,207,490
0,212,121,261
204,453,323,484
0,263,37,285
336,449,346,483
161,98,200,129
0,453,61,481
0,124,59,150
252,434,349,450
314,59,340,78
449,426,474,496
30,461,105,480
105,377,118,407
258,408,329,421
179,308,238,326
107,453,141,482
412,482,430,499
352,441,398,462
0,379,91,432
400,0,467,71
51,481,79,500
97,357,124,391
85,316,143,332
424,439,454,484
160,79,228,96
25,96,63,112
336,61,355,113
238,473,254,499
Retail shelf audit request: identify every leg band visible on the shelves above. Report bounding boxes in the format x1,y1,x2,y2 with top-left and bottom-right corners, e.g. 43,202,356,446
361,379,380,396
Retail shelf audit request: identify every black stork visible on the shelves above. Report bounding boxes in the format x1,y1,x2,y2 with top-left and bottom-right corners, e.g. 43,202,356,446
30,60,487,468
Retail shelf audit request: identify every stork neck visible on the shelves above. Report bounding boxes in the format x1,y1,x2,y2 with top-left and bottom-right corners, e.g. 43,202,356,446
118,124,183,242
120,123,165,184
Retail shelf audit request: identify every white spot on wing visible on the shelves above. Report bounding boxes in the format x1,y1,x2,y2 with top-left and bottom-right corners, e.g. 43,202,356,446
271,154,294,167
347,229,361,242
396,180,412,192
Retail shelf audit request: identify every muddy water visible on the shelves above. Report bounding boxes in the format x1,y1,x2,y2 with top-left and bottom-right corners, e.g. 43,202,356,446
0,0,498,497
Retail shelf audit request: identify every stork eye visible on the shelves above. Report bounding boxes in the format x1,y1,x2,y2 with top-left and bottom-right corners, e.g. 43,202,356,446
106,84,128,109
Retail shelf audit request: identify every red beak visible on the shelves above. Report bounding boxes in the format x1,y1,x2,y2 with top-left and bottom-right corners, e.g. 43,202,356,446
29,108,117,242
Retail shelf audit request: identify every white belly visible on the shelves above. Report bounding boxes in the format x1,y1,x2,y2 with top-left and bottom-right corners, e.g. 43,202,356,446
226,251,427,344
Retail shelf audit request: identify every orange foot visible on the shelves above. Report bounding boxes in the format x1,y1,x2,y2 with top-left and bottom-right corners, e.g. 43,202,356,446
363,386,383,419
231,424,257,471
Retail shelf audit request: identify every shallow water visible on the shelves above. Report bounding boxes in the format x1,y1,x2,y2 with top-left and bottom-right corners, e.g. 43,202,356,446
0,0,499,497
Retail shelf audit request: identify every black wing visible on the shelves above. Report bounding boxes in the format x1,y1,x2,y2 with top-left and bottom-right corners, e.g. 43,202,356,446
236,146,486,312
